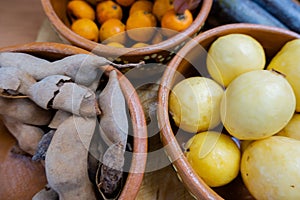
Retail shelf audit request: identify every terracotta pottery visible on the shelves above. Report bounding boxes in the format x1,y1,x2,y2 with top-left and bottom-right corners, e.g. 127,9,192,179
0,119,47,200
40,0,213,64
0,42,148,200
157,23,300,199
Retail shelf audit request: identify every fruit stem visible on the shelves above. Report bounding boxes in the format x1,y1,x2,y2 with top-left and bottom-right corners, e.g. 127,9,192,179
270,68,286,78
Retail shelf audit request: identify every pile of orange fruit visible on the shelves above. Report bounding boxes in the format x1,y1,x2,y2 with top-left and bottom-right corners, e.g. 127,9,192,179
67,0,195,48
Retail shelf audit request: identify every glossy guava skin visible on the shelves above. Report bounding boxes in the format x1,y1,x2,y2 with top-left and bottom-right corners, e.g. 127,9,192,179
169,77,224,133
267,39,300,112
220,70,296,140
241,136,300,200
185,131,240,187
207,33,265,87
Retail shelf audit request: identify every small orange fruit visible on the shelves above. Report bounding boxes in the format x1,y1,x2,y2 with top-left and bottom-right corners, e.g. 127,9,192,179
161,9,193,37
152,0,174,21
106,42,125,48
131,42,149,48
116,0,136,7
129,0,153,15
126,10,157,42
71,18,99,42
99,18,126,44
96,0,123,24
67,0,95,21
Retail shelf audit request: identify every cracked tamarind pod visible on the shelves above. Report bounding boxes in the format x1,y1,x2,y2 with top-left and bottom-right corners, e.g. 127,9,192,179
2,116,44,156
0,67,36,97
0,97,53,126
28,75,99,117
96,70,129,199
96,142,125,199
32,130,55,161
0,67,99,117
32,111,72,162
45,115,97,200
27,75,71,109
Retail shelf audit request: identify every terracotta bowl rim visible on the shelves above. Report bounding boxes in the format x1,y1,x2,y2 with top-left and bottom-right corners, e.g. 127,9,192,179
40,0,213,58
157,23,300,199
0,41,148,200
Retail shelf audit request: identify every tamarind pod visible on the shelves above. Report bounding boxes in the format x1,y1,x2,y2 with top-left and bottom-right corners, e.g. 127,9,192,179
0,67,36,96
54,54,109,87
0,52,50,73
0,52,64,81
52,82,98,117
0,52,100,87
45,115,97,200
98,70,128,147
88,78,102,92
0,52,140,89
48,110,72,129
32,186,59,200
0,52,108,88
2,116,44,156
97,142,124,198
28,75,98,117
0,97,53,126
102,142,125,171
96,70,128,199
32,130,55,161
28,75,71,109
87,124,105,184
252,0,300,32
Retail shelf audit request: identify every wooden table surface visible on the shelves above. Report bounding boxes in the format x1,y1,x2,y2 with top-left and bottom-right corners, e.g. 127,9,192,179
0,0,45,48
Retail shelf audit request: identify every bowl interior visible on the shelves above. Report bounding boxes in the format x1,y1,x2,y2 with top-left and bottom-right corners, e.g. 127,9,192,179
158,24,300,199
0,42,147,200
41,0,213,63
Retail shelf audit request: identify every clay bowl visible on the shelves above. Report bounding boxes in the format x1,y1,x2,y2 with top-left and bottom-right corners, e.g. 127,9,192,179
41,0,213,65
0,42,147,200
0,119,48,200
157,23,300,199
